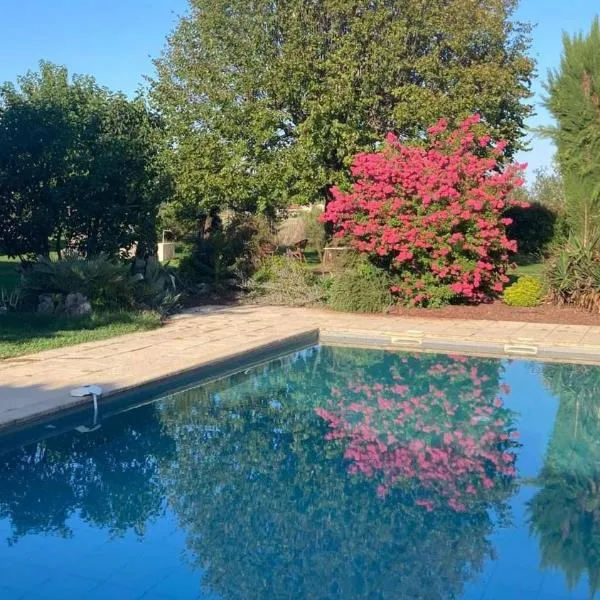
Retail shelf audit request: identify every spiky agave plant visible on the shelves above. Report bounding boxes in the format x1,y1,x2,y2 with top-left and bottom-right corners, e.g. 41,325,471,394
544,234,600,311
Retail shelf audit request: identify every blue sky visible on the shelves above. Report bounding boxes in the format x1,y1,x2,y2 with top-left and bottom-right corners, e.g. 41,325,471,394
0,0,597,182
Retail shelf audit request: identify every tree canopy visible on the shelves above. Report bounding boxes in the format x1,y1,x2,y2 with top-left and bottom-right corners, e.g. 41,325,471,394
0,62,170,259
152,0,534,228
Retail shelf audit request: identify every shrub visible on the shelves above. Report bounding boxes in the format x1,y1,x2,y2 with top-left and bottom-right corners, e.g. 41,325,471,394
249,256,325,306
179,214,276,288
0,287,22,313
503,276,544,307
544,237,600,312
322,115,527,306
131,257,181,318
504,202,560,257
20,255,181,317
21,255,134,310
327,260,394,313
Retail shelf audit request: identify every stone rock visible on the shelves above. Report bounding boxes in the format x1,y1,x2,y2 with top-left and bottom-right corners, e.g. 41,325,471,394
37,294,58,314
65,293,92,317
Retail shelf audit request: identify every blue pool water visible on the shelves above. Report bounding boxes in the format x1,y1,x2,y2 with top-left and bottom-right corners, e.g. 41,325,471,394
0,346,599,599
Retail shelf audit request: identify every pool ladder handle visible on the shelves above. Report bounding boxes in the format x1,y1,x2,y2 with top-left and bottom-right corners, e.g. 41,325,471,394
70,385,104,432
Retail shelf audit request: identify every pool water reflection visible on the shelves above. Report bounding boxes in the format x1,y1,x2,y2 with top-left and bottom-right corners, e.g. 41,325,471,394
0,346,599,599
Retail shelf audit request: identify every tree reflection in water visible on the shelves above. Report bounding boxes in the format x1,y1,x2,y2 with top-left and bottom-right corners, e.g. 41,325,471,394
158,347,519,600
0,406,175,543
528,363,600,598
0,347,524,600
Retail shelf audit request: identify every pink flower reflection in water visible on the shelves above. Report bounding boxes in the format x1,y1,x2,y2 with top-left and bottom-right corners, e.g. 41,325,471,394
315,356,519,512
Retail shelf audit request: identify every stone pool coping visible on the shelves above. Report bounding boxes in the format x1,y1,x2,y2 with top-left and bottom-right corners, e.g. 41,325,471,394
1,304,600,432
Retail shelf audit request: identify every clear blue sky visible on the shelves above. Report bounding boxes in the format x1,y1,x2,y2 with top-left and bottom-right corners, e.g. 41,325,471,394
0,0,597,182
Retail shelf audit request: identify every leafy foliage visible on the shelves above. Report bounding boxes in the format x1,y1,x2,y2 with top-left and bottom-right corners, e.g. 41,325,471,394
322,115,527,306
543,236,600,312
21,255,134,310
502,275,544,307
528,164,567,214
301,206,327,260
327,259,394,313
0,286,22,313
249,256,326,306
544,18,600,247
152,0,533,221
131,258,181,317
178,214,276,287
0,62,169,259
20,255,180,316
504,202,559,257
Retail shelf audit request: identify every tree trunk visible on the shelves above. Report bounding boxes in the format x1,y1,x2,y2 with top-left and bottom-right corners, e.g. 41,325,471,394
55,228,63,259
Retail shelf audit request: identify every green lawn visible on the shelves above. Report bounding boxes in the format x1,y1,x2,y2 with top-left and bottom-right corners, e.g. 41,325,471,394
0,311,162,359
512,255,544,279
514,262,544,277
0,256,21,291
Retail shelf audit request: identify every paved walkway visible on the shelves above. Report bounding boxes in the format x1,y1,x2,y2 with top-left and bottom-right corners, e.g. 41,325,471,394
1,305,600,430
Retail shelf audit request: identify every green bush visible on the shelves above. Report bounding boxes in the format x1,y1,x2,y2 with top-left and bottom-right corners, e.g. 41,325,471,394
301,206,327,260
327,260,394,313
544,237,600,312
20,255,181,316
504,202,562,257
179,214,276,288
503,275,544,307
249,256,325,306
131,258,181,317
0,287,22,313
21,255,135,310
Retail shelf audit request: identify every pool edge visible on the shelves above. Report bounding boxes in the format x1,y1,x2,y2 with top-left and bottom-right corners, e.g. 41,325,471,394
0,328,320,440
2,322,599,440
320,330,600,365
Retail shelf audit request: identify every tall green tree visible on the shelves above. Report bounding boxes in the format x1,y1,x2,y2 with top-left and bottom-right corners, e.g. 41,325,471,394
152,0,534,231
544,18,600,246
0,62,169,259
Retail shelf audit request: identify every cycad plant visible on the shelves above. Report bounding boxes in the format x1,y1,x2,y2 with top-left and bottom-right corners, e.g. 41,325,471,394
20,255,134,310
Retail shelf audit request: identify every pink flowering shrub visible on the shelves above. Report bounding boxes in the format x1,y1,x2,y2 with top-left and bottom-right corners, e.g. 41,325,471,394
322,115,528,306
315,353,519,512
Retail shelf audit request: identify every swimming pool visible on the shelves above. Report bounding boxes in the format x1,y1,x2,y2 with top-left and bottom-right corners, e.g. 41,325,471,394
0,345,598,599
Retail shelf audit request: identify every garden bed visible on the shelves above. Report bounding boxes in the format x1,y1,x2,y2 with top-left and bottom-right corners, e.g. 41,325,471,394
388,301,600,326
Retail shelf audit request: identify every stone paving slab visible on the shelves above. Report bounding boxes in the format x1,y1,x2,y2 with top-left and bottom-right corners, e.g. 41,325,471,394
1,304,600,431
